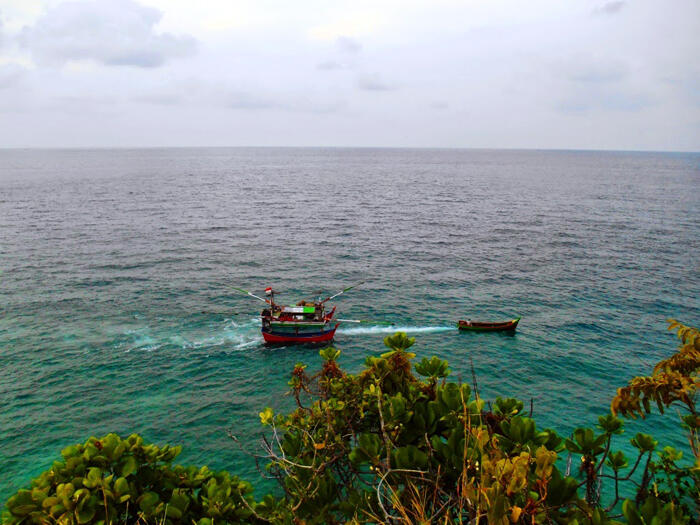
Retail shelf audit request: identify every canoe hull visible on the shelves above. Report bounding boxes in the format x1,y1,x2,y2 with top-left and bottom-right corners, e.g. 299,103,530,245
458,318,520,332
262,324,338,344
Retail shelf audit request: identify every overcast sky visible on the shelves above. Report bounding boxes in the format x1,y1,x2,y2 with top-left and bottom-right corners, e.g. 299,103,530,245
0,0,698,150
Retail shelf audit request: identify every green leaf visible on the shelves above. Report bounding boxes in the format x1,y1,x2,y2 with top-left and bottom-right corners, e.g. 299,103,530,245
83,467,102,488
349,433,382,464
76,504,96,524
138,492,160,515
606,451,629,471
120,456,138,477
383,332,415,351
415,356,450,378
56,483,75,501
622,499,643,525
319,346,341,361
598,413,624,434
169,491,190,512
114,477,129,495
7,490,36,516
392,445,428,469
259,407,274,426
41,497,60,509
494,397,524,417
61,445,80,459
631,433,657,452
438,383,464,412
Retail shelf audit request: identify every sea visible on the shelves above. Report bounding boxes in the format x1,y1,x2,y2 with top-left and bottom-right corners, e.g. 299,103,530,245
1,148,698,503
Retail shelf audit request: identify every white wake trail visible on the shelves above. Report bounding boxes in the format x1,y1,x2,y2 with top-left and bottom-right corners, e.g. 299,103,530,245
338,325,454,335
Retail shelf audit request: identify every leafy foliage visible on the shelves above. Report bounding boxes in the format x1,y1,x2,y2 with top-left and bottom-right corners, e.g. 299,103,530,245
611,319,699,421
2,434,257,525
255,327,699,523
255,336,591,522
4,321,699,524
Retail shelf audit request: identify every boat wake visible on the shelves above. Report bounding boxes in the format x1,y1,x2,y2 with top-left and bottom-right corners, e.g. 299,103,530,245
186,318,262,350
121,318,262,352
119,320,454,352
338,325,454,335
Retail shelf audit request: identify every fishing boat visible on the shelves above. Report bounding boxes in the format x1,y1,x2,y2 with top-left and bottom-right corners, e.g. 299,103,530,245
261,299,338,344
234,283,363,344
457,317,520,332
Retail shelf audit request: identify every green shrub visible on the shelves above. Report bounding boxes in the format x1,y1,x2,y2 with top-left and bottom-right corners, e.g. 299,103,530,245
2,433,257,525
256,323,698,523
3,320,698,524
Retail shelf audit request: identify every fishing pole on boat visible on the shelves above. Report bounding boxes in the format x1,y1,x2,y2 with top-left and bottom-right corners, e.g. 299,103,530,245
337,318,395,325
231,287,271,305
319,281,366,304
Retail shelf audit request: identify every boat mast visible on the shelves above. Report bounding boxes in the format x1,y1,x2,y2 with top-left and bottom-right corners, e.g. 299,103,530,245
319,281,366,304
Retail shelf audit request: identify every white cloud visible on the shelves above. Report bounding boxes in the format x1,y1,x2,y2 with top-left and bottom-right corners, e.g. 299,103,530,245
561,58,629,84
336,36,361,54
357,73,396,91
0,0,697,150
19,0,196,68
129,77,345,114
593,1,626,16
316,60,345,71
308,12,382,41
0,63,25,89
558,88,654,113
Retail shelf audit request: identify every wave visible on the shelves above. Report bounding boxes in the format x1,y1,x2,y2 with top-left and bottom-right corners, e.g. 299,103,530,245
122,318,262,352
338,325,454,335
120,320,454,352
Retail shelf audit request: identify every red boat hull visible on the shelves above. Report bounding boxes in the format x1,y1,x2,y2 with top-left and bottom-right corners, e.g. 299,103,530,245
262,325,338,344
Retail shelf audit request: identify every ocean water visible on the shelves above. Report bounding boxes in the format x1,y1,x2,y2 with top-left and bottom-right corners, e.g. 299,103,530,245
0,148,698,502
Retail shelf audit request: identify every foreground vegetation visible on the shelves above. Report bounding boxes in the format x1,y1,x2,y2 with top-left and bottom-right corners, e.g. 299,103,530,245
4,320,698,524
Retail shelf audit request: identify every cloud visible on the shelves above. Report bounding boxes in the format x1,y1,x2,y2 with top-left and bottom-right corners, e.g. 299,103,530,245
358,73,396,91
593,1,626,16
224,90,282,110
0,64,26,89
131,80,344,114
556,56,651,113
568,63,628,84
336,36,362,54
19,0,196,68
316,60,344,71
558,89,653,113
316,37,361,71
132,92,183,106
556,56,629,84
662,70,700,107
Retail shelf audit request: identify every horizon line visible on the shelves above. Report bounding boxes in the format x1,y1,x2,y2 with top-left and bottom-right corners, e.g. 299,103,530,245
0,145,698,154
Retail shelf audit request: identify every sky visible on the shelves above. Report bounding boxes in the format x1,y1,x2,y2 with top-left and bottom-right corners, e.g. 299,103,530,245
0,0,698,150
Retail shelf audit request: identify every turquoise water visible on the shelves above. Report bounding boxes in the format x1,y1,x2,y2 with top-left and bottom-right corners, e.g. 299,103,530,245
1,148,698,502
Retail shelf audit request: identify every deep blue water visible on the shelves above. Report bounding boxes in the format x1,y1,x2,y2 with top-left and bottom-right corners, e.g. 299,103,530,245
1,148,698,503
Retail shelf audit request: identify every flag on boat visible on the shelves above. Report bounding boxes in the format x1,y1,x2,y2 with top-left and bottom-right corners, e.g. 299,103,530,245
265,287,273,295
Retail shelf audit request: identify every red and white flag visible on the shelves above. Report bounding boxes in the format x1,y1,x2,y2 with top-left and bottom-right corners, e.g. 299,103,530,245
265,287,273,295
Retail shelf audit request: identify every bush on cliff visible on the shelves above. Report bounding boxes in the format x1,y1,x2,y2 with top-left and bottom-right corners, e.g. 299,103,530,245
3,320,698,524
2,434,257,524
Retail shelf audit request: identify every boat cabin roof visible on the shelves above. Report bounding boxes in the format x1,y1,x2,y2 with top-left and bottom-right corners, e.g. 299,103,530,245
281,306,317,314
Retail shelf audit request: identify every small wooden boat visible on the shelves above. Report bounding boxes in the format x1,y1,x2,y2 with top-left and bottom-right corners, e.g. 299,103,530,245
458,317,520,332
